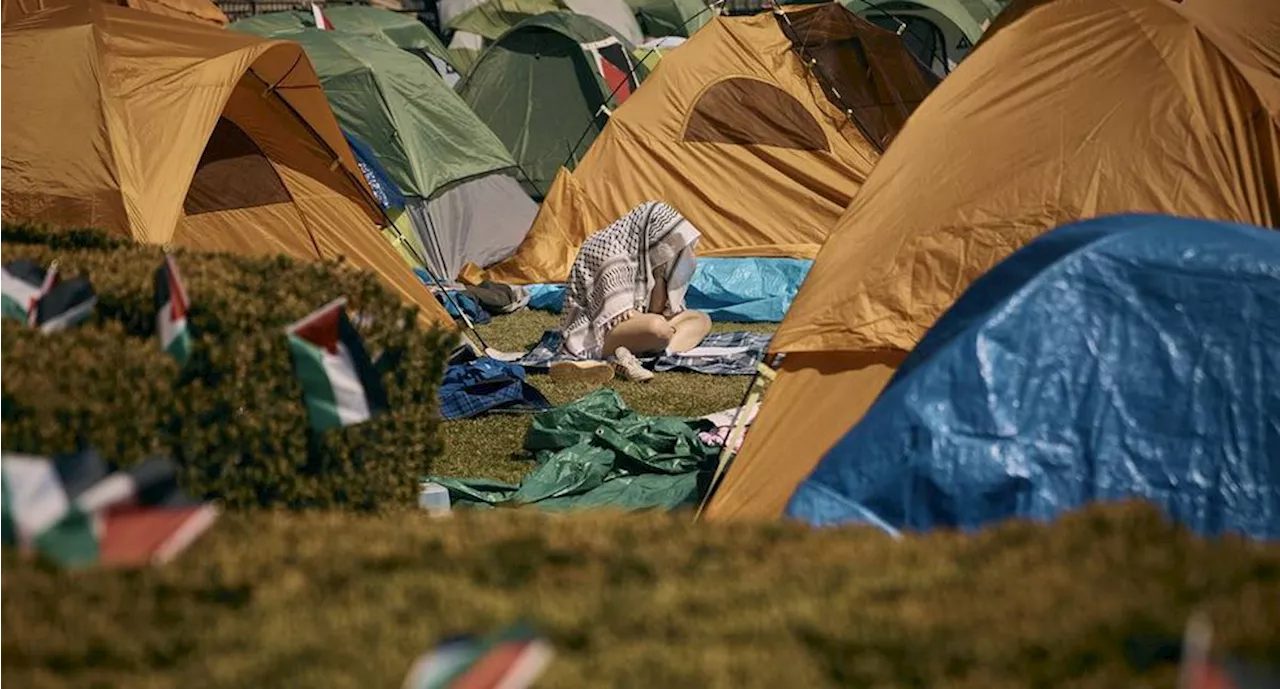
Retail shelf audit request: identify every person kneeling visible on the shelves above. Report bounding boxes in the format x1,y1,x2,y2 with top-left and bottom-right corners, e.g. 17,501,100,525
552,201,712,384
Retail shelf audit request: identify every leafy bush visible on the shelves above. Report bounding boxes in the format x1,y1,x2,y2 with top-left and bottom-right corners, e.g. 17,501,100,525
1,223,455,509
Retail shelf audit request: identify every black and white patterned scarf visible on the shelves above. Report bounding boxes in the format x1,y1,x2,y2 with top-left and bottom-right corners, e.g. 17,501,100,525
560,201,701,359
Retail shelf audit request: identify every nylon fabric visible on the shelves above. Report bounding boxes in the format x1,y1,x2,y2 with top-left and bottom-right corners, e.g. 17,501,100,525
773,0,1280,356
1,1,453,328
485,7,930,283
786,215,1280,540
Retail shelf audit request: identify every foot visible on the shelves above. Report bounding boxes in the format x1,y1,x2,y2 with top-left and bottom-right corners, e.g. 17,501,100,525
613,347,654,382
549,360,614,386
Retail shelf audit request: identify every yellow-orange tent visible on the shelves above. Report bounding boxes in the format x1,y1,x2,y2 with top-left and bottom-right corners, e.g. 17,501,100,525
483,3,937,284
117,0,228,25
705,0,1280,521
1,0,453,328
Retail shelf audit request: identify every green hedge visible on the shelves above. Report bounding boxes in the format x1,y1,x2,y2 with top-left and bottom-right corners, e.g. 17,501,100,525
3,503,1278,688
1,223,456,509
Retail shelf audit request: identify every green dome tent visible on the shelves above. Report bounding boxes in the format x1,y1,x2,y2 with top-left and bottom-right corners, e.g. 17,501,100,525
233,8,464,84
323,5,464,84
625,0,712,37
458,12,648,198
719,0,1008,75
231,23,537,281
440,0,644,44
849,0,1006,75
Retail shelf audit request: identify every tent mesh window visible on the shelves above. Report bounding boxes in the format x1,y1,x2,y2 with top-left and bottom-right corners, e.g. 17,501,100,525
682,77,830,151
183,117,292,216
777,4,939,151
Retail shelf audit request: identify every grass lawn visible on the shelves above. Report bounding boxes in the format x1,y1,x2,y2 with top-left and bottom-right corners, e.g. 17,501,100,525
433,310,776,483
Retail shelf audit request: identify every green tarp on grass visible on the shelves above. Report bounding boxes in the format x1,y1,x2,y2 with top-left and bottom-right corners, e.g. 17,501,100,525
430,389,717,511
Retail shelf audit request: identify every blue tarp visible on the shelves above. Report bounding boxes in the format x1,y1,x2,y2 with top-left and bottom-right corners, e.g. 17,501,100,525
523,257,812,322
786,214,1280,541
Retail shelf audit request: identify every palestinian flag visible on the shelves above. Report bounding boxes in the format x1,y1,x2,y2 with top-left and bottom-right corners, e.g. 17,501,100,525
1,259,57,323
34,276,98,333
580,37,638,104
402,622,554,689
154,254,192,366
286,297,388,432
1,259,97,333
1,450,215,568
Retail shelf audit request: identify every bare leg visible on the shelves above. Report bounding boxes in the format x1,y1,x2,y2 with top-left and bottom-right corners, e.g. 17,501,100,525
665,310,712,353
603,312,673,356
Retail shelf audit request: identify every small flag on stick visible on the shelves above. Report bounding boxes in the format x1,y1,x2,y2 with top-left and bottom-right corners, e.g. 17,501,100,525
1,449,217,568
286,297,388,432
154,254,192,367
2,259,97,333
311,2,333,29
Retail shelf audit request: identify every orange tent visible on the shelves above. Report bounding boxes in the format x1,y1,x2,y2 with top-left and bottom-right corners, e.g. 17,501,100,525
705,0,1280,521
117,0,228,25
1,0,453,328
484,3,937,284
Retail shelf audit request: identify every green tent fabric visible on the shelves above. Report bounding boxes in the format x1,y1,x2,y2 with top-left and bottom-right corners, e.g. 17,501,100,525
229,10,307,35
458,12,648,197
428,389,717,511
230,25,514,199
230,24,538,281
322,5,460,74
232,9,462,78
446,0,562,39
444,0,643,43
844,0,1006,75
625,0,711,37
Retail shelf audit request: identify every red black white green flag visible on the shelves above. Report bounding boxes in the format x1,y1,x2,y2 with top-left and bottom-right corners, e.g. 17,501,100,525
1,259,97,333
286,297,388,432
2,259,59,324
311,2,333,29
154,254,192,367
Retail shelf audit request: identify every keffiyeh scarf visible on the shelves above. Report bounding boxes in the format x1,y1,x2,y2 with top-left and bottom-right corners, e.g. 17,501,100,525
560,202,700,359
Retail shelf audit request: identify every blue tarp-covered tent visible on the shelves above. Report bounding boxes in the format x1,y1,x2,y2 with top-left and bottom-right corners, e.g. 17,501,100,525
786,215,1280,540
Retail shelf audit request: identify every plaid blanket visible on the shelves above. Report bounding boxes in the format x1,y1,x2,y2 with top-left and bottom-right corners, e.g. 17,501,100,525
439,358,552,420
514,330,771,376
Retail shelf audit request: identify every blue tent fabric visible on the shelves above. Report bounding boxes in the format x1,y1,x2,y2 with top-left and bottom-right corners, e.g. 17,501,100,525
522,258,812,323
785,214,1280,541
344,130,405,211
439,358,551,420
688,257,811,322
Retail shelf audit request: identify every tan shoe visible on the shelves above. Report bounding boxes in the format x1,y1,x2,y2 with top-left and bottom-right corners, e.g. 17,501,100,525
549,360,615,386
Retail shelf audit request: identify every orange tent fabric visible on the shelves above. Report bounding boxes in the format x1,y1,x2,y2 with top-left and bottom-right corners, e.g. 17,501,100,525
120,0,228,25
705,0,1280,521
2,0,453,328
485,3,936,284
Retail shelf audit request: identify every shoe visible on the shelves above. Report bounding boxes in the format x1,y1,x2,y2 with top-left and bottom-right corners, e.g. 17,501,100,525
613,347,654,382
549,360,615,386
